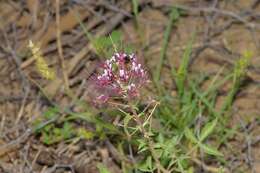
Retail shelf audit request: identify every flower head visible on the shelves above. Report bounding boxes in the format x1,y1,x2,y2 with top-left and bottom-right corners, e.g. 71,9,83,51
89,52,148,106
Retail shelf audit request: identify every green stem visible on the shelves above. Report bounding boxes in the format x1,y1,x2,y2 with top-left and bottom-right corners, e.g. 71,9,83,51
129,105,169,173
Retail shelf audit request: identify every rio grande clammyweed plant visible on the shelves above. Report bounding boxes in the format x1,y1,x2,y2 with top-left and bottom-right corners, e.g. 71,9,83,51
86,51,168,172
30,17,252,172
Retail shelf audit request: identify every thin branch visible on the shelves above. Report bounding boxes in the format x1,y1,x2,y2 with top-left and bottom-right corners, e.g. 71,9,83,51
192,158,228,173
130,105,170,173
56,0,70,92
159,4,260,29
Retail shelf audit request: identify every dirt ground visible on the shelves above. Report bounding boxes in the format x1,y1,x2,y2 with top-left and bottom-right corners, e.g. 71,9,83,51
0,0,259,173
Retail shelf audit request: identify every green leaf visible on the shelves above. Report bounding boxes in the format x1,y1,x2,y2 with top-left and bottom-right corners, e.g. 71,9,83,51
154,148,163,158
175,33,195,96
97,163,112,173
189,81,220,118
200,144,223,156
43,124,53,132
123,114,133,136
154,7,179,83
42,132,51,145
164,137,177,155
177,157,188,172
137,139,148,153
110,30,122,44
138,156,154,172
131,0,139,17
187,167,194,173
93,30,122,57
93,37,110,56
77,128,94,140
124,44,134,54
61,122,73,139
177,33,194,78
184,127,198,144
43,106,59,120
53,127,61,135
199,118,218,141
157,133,164,143
171,7,180,21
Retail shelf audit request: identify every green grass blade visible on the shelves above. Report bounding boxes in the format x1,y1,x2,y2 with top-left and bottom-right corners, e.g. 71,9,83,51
199,118,218,142
175,33,195,97
220,51,252,114
184,127,198,144
200,143,223,156
71,9,93,41
154,7,179,83
189,81,220,118
131,0,139,17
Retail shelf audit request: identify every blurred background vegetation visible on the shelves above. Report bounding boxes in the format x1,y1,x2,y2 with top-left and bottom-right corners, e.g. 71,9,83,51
0,0,259,173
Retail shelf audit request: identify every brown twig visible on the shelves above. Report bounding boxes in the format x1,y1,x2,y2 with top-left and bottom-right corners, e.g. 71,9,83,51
105,140,132,164
192,158,228,173
99,0,133,17
158,3,260,29
56,0,70,92
237,114,256,173
0,129,32,157
0,21,31,127
15,87,30,124
45,164,75,173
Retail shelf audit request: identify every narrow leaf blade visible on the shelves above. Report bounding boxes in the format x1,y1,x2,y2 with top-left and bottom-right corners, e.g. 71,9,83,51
184,127,198,144
199,118,218,141
200,144,223,156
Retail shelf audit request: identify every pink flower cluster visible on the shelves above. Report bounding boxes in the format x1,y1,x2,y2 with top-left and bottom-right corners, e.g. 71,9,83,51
91,52,148,105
